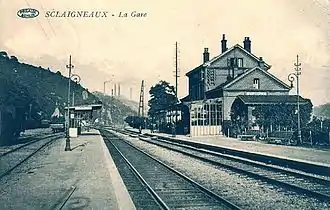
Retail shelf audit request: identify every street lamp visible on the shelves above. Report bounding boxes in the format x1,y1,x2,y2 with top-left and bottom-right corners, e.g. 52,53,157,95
71,74,81,106
65,55,74,151
288,54,302,145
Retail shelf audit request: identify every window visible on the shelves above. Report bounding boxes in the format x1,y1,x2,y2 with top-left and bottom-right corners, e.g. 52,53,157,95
227,58,243,68
207,69,215,86
237,58,244,68
201,70,205,81
253,78,260,89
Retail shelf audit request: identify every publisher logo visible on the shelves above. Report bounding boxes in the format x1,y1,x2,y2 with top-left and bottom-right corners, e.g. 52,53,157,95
17,8,39,18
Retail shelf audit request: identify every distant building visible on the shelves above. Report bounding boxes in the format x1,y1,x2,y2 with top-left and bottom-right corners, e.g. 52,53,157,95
179,34,310,136
51,107,63,118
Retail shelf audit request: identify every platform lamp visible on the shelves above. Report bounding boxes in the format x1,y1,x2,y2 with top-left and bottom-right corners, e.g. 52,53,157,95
71,74,81,106
287,55,302,145
65,55,74,151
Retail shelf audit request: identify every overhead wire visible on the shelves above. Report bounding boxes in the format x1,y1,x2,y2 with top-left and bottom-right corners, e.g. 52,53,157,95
23,0,49,39
36,0,56,36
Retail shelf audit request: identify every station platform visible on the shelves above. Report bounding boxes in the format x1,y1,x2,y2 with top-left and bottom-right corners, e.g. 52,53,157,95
0,129,135,210
129,128,330,167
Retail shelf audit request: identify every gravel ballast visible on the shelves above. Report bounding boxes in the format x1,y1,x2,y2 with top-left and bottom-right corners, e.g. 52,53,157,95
121,134,330,210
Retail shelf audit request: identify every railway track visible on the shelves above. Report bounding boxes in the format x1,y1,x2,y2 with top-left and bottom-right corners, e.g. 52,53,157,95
101,130,242,210
116,129,330,203
0,134,63,179
0,133,62,157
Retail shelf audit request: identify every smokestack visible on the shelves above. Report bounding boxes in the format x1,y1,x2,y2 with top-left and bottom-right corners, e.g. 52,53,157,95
243,37,251,52
114,84,117,96
221,34,227,53
203,48,209,63
118,83,121,96
130,87,132,100
111,89,114,97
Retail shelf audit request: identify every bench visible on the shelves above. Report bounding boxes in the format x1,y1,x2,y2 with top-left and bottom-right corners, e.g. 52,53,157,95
237,130,262,141
237,134,255,141
266,131,294,145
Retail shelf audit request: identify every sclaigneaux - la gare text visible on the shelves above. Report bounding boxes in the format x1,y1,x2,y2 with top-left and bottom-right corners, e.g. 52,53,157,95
45,10,109,18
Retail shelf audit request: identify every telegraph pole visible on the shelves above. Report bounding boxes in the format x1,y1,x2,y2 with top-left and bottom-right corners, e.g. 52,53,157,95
294,55,302,145
138,80,145,134
175,41,179,103
173,41,180,136
175,42,178,130
288,55,302,145
65,55,74,151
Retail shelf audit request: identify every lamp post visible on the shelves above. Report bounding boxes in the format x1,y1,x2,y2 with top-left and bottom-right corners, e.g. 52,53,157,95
65,55,74,151
288,55,302,145
71,74,81,107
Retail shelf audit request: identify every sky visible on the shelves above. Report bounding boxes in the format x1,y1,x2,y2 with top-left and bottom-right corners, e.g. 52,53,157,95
1,0,330,106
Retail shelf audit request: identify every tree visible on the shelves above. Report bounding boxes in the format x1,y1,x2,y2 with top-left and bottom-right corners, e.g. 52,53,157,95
10,56,19,62
125,115,149,129
251,102,313,131
148,80,177,120
0,51,9,59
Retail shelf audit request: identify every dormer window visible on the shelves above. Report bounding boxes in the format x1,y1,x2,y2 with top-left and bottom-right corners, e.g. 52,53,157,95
253,78,260,89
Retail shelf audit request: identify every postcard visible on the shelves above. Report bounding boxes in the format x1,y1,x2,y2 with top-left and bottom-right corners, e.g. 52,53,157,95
0,1,329,209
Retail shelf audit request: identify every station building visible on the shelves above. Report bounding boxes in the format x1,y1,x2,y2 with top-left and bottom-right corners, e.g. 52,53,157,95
178,34,310,136
65,103,102,137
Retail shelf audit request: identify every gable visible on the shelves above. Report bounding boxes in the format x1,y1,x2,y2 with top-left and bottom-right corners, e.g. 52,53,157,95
204,44,271,69
224,67,290,91
186,64,203,77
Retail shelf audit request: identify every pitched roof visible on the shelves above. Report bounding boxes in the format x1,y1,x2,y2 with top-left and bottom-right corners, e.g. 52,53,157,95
236,95,311,105
186,44,271,77
180,95,191,102
223,66,291,90
206,80,232,94
185,64,203,76
204,44,271,68
65,104,102,111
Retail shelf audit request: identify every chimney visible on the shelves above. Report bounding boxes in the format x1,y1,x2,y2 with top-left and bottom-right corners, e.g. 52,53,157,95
118,83,121,96
243,37,251,52
258,57,265,69
114,84,117,96
203,48,209,63
221,34,227,53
